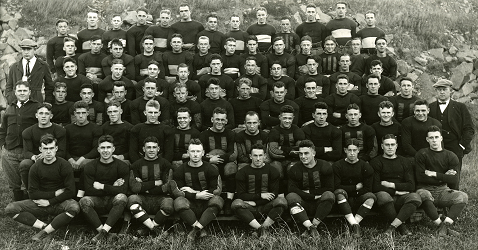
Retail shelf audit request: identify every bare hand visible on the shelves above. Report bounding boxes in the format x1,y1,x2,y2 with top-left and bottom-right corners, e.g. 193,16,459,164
445,169,457,175
314,195,322,200
303,190,310,193
333,112,341,118
55,188,65,196
261,193,275,201
135,177,143,183
180,186,198,193
93,181,104,190
324,147,333,153
425,170,437,177
33,199,50,207
356,182,363,190
381,181,394,188
154,180,163,186
244,201,257,206
113,178,125,186
395,191,410,196
196,191,214,200
384,91,395,97
209,155,224,164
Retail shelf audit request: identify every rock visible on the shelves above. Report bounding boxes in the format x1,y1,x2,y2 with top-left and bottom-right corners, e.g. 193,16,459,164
2,23,10,31
6,34,21,52
35,45,47,58
385,34,394,44
299,4,306,13
0,53,19,67
407,72,419,82
36,37,47,45
445,56,453,62
0,78,5,91
457,96,471,103
401,47,411,56
0,7,13,22
461,80,478,96
8,19,18,30
3,44,16,54
354,13,366,27
396,60,410,75
317,7,331,24
428,48,444,61
414,69,424,75
465,56,474,62
15,28,34,40
450,62,473,89
123,11,138,25
416,73,434,100
453,89,464,99
414,56,428,66
293,11,302,24
14,13,22,19
449,46,458,55
0,42,7,51
386,47,395,55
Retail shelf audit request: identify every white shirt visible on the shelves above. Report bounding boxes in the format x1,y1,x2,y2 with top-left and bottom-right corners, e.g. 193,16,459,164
17,99,30,108
22,57,37,76
438,98,450,113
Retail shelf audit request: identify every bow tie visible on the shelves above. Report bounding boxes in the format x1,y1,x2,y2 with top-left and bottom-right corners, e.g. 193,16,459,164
438,101,447,105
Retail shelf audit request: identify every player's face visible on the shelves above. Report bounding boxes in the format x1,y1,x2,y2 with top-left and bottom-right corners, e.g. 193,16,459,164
143,39,154,53
435,86,452,101
56,22,69,36
270,64,282,78
367,78,380,95
98,141,115,160
280,19,291,32
21,47,35,60
306,7,316,21
370,65,383,76
336,79,349,94
206,17,218,31
111,44,124,58
279,112,294,129
111,64,124,79
378,107,394,123
144,106,160,123
346,108,361,126
137,11,148,25
324,40,336,53
345,144,359,162
174,87,188,103
250,148,265,167
208,84,221,99
36,107,52,125
313,108,328,126
225,41,236,54
273,40,285,54
143,82,157,98
304,81,317,98
63,61,77,78
339,55,351,69
107,105,122,123
177,67,189,80
40,141,58,162
90,39,103,54
414,104,429,122
111,16,122,29
212,113,227,131
306,59,318,73
54,87,67,102
179,6,191,21
143,142,159,160
400,80,414,97
272,86,286,102
188,144,204,163
87,12,99,27
376,39,387,53
245,114,260,134
237,83,251,99
171,37,183,52
15,84,30,102
210,59,223,74
382,138,397,157
112,86,126,102
230,16,240,30
160,13,171,27
147,64,160,78
245,60,257,74
299,147,315,165
197,39,210,53
247,40,258,53
336,4,347,18
301,41,312,54
80,88,94,103
426,131,442,150
74,108,89,125
351,40,361,54
365,13,376,26
63,41,76,55
256,10,267,24
177,111,192,129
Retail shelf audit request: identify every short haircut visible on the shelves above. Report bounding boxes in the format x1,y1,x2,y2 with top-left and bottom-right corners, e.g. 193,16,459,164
90,35,102,42
314,102,328,110
106,101,122,109
251,143,265,151
98,134,115,145
87,9,99,15
306,3,317,9
414,99,429,108
15,80,30,89
237,77,252,87
63,37,76,44
198,36,210,43
113,81,126,89
304,77,317,85
306,55,320,63
171,33,183,40
111,58,124,66
375,36,387,45
209,53,222,63
142,35,154,44
174,83,188,92
145,99,160,110
40,133,57,146
370,59,383,68
273,81,285,89
206,13,218,21
324,35,337,44
247,35,258,42
270,60,282,68
280,16,290,21
351,37,362,43
73,101,89,111
230,14,240,20
144,77,157,84
136,7,148,14
337,74,349,81
189,138,203,146
177,63,189,70
176,107,192,116
298,139,315,151
347,103,360,112
179,3,190,10
62,57,77,67
256,7,267,14
148,60,161,69
160,9,171,15
365,10,376,16
427,125,442,135
301,35,312,43
367,74,380,82
110,38,124,48
280,105,295,114
245,56,257,63
111,13,122,19
80,83,93,91
336,1,349,8
381,134,397,143
213,107,227,116
143,136,159,146
37,102,52,111
56,19,69,26
206,77,221,88
345,138,360,147
225,37,236,44
245,111,259,119
54,82,67,90
378,100,394,109
273,36,284,44
400,77,414,85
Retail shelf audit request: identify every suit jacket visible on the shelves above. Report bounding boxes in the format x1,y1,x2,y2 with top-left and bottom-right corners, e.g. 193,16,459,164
6,57,54,104
429,100,475,154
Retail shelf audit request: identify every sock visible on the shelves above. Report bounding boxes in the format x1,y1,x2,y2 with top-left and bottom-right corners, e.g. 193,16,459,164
103,224,112,232
178,209,197,226
268,206,284,221
390,218,402,228
198,207,219,227
302,220,313,228
312,218,321,226
447,203,466,221
337,198,353,215
433,218,442,225
314,200,333,221
96,225,103,232
262,217,275,228
104,203,126,228
44,225,54,234
354,214,364,224
380,202,398,221
83,207,102,229
153,210,169,226
50,212,74,231
130,204,153,229
235,208,255,224
356,199,374,223
290,204,308,225
421,200,439,221
195,222,204,229
344,214,358,225
396,203,418,223
444,217,454,224
249,219,261,229
13,212,41,227
227,192,234,200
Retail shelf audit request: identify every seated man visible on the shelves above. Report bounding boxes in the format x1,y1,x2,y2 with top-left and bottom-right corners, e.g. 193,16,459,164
388,77,421,123
167,63,202,103
171,107,201,169
232,143,287,237
102,101,133,164
324,74,361,126
371,134,421,236
415,125,468,236
286,140,335,237
79,135,129,242
169,83,202,129
135,60,169,100
134,35,165,82
98,59,136,103
51,82,74,126
359,74,388,125
260,81,299,129
235,111,269,169
233,56,267,100
56,57,92,103
333,138,376,237
200,77,235,130
371,101,402,156
76,83,104,126
294,78,325,126
173,139,223,241
361,60,396,97
295,56,330,98
229,78,263,132
128,136,182,236
130,77,170,125
101,38,135,80
5,134,79,242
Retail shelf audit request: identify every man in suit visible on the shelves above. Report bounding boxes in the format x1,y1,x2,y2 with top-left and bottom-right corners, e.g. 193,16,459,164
428,79,474,189
6,39,54,104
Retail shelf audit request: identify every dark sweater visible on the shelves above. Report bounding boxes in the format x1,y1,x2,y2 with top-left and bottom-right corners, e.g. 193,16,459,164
197,30,226,54
260,99,300,128
101,121,133,160
233,74,268,100
101,54,135,80
361,75,396,96
333,159,374,197
288,160,334,200
129,157,172,194
350,54,367,77
130,96,170,125
295,22,327,45
162,51,194,77
29,157,75,205
136,78,170,100
172,127,201,161
144,25,173,52
240,53,268,77
371,122,402,156
83,158,129,196
388,95,420,123
102,29,127,51
170,99,201,127
329,71,362,96
199,128,236,162
359,94,388,125
65,122,102,159
268,124,305,160
236,163,280,205
295,74,330,98
401,117,442,157
246,23,276,52
294,96,325,126
198,74,234,100
22,124,67,159
235,130,269,164
57,74,92,103
229,97,263,125
126,24,150,56
266,76,296,100
415,148,459,188
77,52,107,79
302,123,342,162
0,100,41,150
221,53,244,80
76,28,105,54
133,52,166,81
370,155,414,195
129,122,173,162
225,30,249,55
46,35,78,73
324,93,361,126
98,76,136,102
191,52,212,81
54,54,80,78
365,54,398,79
325,18,356,46
340,123,377,161
266,53,296,78
171,21,205,45
200,98,235,130
168,80,202,103
319,52,341,75
173,161,219,200
51,101,74,126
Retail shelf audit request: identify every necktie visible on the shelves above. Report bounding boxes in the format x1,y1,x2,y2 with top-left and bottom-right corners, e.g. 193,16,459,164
438,101,446,105
26,60,31,76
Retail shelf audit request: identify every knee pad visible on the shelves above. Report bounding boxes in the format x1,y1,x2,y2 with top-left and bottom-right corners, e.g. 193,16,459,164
224,162,238,176
19,159,34,173
66,200,81,215
404,193,422,207
4,202,20,216
290,204,305,215
162,198,175,215
416,189,433,202
127,195,142,208
364,198,375,207
231,199,246,210
79,197,94,212
376,191,394,206
286,192,301,206
454,191,469,204
321,191,335,203
173,197,190,212
208,195,224,210
272,197,288,209
334,189,348,201
113,194,128,206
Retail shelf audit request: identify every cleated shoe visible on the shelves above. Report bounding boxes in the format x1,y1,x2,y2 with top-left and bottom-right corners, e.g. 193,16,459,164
351,224,362,238
397,224,412,236
187,226,200,241
384,225,396,236
31,230,53,242
92,229,108,243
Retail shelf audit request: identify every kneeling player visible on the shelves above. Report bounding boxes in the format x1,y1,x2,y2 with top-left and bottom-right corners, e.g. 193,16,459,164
286,140,335,237
128,136,184,236
232,144,287,237
5,134,79,242
173,139,223,241
371,134,421,236
333,138,376,237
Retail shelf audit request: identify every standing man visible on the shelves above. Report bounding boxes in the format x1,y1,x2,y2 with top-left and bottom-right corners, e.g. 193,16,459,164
326,2,357,47
102,39,135,80
77,35,108,84
163,34,194,83
225,15,249,55
371,101,402,156
126,7,150,56
56,57,92,103
47,19,77,76
144,9,173,52
76,10,105,54
171,3,205,52
356,11,385,55
324,74,361,126
0,81,41,201
246,7,276,53
235,111,269,169
329,54,362,96
295,56,330,98
359,75,388,125
295,4,327,53
171,107,201,168
102,101,133,163
198,54,234,100
102,14,127,51
294,79,325,126
241,35,269,77
428,79,474,189
53,37,79,78
276,16,300,54
134,35,166,81
260,82,299,129
267,37,296,78
362,60,396,96
197,13,226,54
388,77,421,123
7,39,54,104
365,37,398,80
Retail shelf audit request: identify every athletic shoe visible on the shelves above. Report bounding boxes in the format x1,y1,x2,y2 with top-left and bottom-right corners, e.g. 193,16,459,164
31,230,53,242
199,229,207,238
309,226,320,238
384,225,396,236
252,227,265,238
187,226,200,241
397,224,412,236
447,227,461,237
151,226,163,237
92,229,108,242
351,224,362,238
136,225,150,236
437,222,448,237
